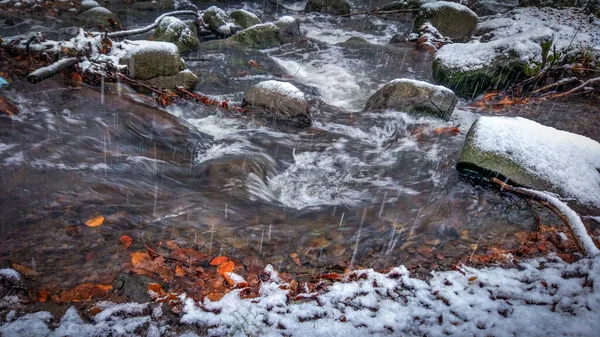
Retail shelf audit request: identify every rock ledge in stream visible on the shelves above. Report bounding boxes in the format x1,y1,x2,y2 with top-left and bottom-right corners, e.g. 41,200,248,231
230,9,262,29
229,23,282,49
242,80,311,126
413,1,477,42
364,79,457,120
119,41,184,80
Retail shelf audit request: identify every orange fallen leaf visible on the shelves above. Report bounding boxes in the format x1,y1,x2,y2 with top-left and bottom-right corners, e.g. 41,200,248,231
131,251,148,267
39,291,49,303
210,256,230,266
217,261,235,275
120,235,133,249
72,72,83,84
85,215,104,227
148,283,165,295
468,276,478,282
207,292,224,301
175,265,185,277
434,127,460,135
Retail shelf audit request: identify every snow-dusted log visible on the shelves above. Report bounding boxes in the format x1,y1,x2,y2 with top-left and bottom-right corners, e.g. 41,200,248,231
26,57,78,83
107,10,200,38
492,177,600,257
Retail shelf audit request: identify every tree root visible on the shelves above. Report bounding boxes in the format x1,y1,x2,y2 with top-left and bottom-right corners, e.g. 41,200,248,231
491,178,600,257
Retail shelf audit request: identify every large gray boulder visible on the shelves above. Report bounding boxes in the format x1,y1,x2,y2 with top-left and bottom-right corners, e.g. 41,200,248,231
242,80,311,126
75,7,118,26
230,9,261,29
305,0,351,15
413,1,477,42
229,23,282,49
154,16,199,54
80,0,100,11
119,41,184,80
203,6,241,37
457,116,600,211
364,79,457,120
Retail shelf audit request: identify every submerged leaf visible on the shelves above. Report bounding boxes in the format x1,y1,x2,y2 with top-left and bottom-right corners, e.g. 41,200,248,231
85,215,104,227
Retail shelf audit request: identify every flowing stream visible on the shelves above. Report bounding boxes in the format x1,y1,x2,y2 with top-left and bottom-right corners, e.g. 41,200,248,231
1,1,599,290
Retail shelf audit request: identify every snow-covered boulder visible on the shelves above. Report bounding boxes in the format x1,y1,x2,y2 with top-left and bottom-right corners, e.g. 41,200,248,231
305,0,351,15
432,7,600,96
380,0,427,11
154,16,199,54
275,16,301,38
75,6,117,26
145,69,198,91
230,9,261,29
202,6,241,37
229,23,282,49
413,1,477,43
242,80,311,126
364,79,457,121
119,41,184,80
457,116,600,210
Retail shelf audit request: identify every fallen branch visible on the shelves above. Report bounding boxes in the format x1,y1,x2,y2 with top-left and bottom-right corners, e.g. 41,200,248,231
26,57,78,83
491,178,599,257
107,10,200,38
531,76,579,94
542,76,600,99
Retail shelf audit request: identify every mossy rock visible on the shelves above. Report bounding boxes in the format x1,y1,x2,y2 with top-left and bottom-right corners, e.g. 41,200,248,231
154,16,199,54
229,23,282,49
120,41,184,80
75,7,118,26
145,69,199,91
432,53,528,97
230,9,261,29
457,118,553,191
305,0,351,15
203,6,240,36
413,1,477,42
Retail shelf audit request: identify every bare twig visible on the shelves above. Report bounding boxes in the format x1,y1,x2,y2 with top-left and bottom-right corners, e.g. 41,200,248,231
531,76,579,94
543,76,600,99
491,178,599,257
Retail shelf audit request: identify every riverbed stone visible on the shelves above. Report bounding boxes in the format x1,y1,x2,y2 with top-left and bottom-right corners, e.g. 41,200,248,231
120,41,184,80
305,0,351,15
203,6,241,37
230,9,261,29
75,6,118,26
80,0,100,11
145,69,199,90
275,16,302,38
242,80,311,126
364,78,457,120
413,1,477,42
229,23,282,49
154,16,199,54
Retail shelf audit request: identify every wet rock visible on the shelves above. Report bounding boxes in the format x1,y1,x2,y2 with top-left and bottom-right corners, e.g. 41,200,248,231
471,0,518,16
119,41,184,80
275,16,301,38
229,23,282,49
380,0,426,11
432,52,528,97
242,80,311,126
389,32,408,44
112,273,157,303
413,1,477,42
80,0,100,11
75,6,118,26
364,78,457,120
203,6,241,37
145,69,199,90
154,16,199,54
305,0,351,15
337,36,369,47
230,9,261,29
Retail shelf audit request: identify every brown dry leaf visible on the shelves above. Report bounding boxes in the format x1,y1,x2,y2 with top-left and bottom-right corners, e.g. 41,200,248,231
207,292,224,301
217,261,235,275
131,251,148,267
290,253,301,266
120,235,133,249
72,72,83,85
468,276,478,282
0,94,20,116
85,215,104,227
210,256,230,266
59,283,112,302
12,263,40,278
148,283,165,296
175,265,185,277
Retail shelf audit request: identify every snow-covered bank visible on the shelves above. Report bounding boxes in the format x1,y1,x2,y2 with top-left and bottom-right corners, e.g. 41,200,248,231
2,256,600,336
